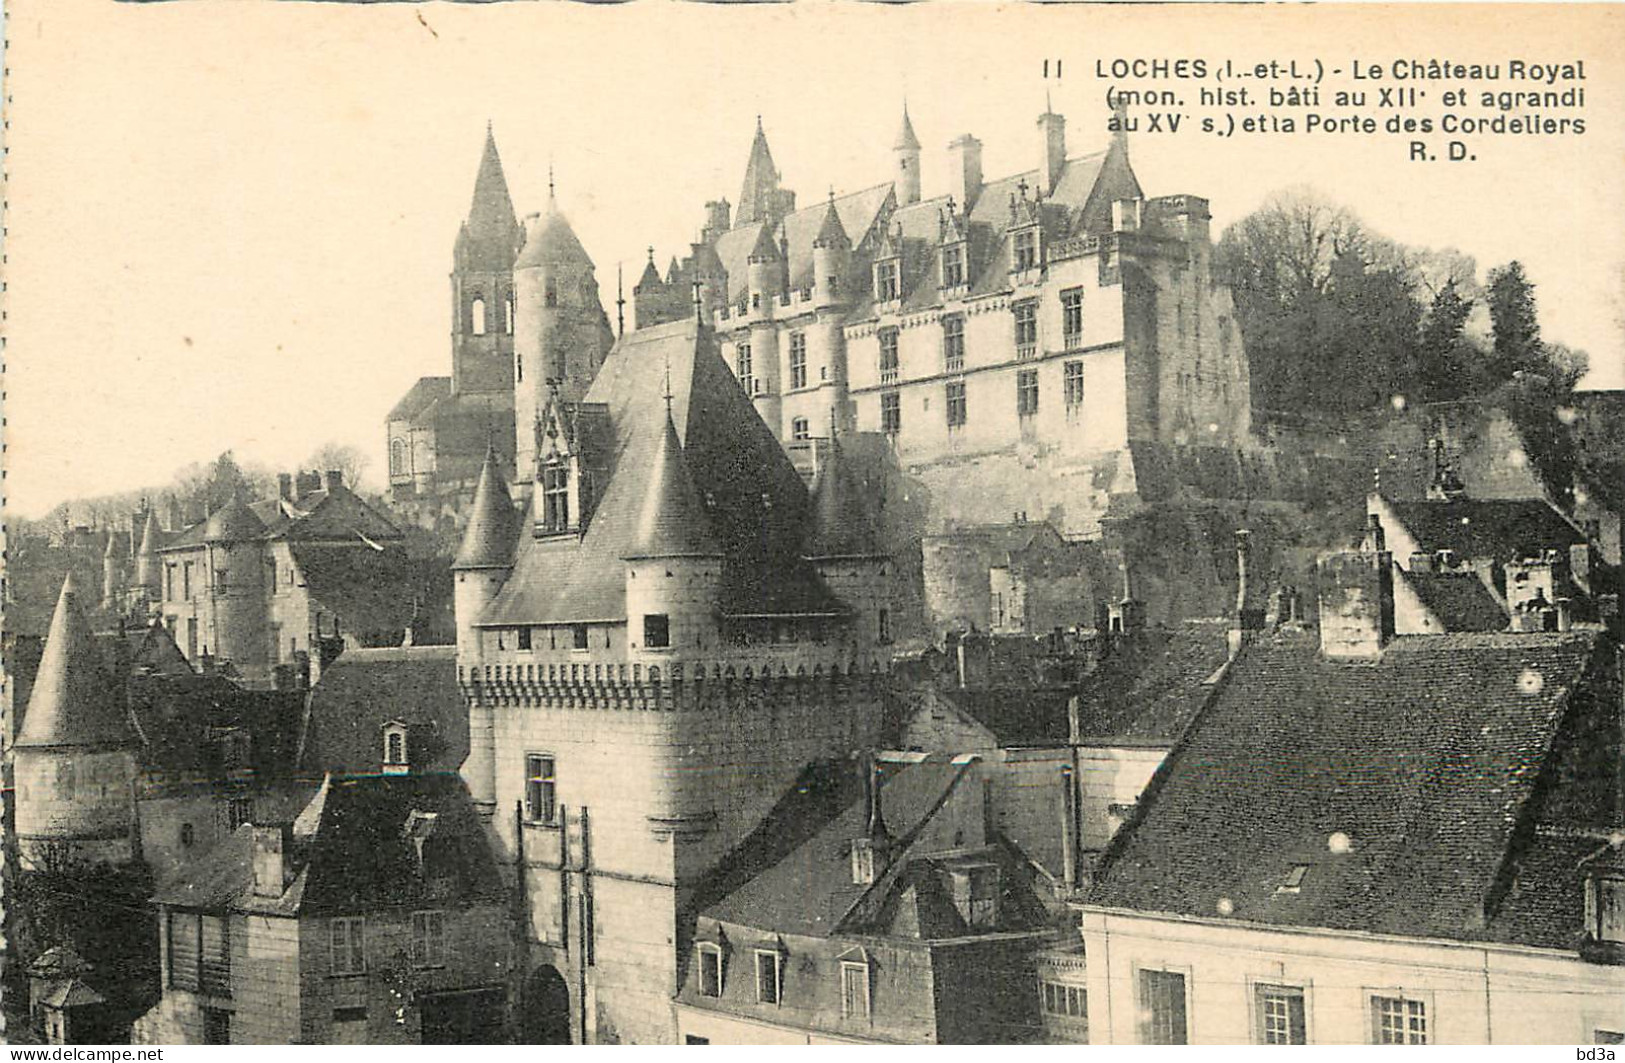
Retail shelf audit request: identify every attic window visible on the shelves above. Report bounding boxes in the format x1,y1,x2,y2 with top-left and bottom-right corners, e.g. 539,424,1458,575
851,839,877,885
941,244,966,289
875,259,899,302
697,944,723,997
542,464,571,533
1276,864,1310,895
1013,229,1038,271
383,725,409,774
947,862,1001,929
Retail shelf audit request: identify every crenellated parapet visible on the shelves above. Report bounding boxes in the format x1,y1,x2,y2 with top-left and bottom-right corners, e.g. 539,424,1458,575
460,658,889,713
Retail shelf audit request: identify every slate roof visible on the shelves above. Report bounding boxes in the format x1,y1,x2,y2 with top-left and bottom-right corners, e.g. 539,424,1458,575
161,485,403,552
126,674,303,778
1384,497,1584,561
137,509,164,556
1090,630,1607,948
453,448,519,570
299,645,465,776
514,202,593,271
480,320,843,626
203,499,267,543
288,543,418,637
457,125,523,271
15,576,137,751
1072,623,1235,743
628,409,722,559
1403,570,1508,632
152,772,505,916
713,184,894,304
387,376,452,424
803,434,884,559
925,687,1075,747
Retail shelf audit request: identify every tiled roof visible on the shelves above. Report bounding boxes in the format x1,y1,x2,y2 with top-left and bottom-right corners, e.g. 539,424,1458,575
203,499,267,543
453,448,519,570
1072,623,1234,743
15,577,137,751
288,543,419,639
1384,497,1584,560
713,184,893,304
387,376,451,424
480,320,842,626
1402,570,1508,632
1091,630,1606,947
299,645,464,776
152,772,505,915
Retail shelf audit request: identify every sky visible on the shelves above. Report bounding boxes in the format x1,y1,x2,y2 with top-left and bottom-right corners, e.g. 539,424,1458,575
6,1,1622,517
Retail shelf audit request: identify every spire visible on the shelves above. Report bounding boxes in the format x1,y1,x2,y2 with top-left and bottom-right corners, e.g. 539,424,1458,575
813,191,850,250
138,508,163,556
737,117,784,227
804,431,883,559
16,575,134,750
625,410,721,559
463,124,522,267
616,262,626,338
453,447,519,570
894,102,921,151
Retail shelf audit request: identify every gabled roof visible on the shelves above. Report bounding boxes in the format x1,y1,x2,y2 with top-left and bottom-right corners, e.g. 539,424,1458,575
480,320,842,626
1383,497,1584,561
15,576,137,751
300,645,464,776
152,773,506,916
388,376,452,424
453,448,519,570
1090,630,1606,947
1402,569,1508,632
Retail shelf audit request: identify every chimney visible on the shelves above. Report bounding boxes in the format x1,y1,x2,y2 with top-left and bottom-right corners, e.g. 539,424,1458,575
251,824,294,899
1038,108,1066,195
1066,694,1082,745
1409,551,1435,575
1555,597,1573,632
1112,198,1142,233
1229,529,1251,657
701,199,731,244
277,473,294,502
294,470,323,500
947,135,984,212
851,754,890,886
1570,541,1594,595
325,470,343,492
1317,548,1395,659
1363,513,1386,554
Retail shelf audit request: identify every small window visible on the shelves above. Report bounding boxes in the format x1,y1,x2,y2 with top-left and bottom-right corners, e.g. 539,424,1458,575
644,614,671,649
385,731,405,767
180,822,195,848
789,333,808,390
228,797,254,831
1062,287,1084,346
878,328,900,383
755,950,782,1005
542,463,571,533
881,392,901,436
946,381,967,429
1041,981,1087,1019
878,608,892,645
571,624,589,651
1277,864,1310,894
685,1035,711,1045
1017,369,1040,418
791,417,810,442
736,343,754,392
1370,995,1427,1045
1064,361,1085,407
517,627,533,651
333,1005,368,1025
942,314,965,372
841,962,871,1021
1596,1031,1625,1045
1255,984,1306,1044
697,945,723,998
941,244,966,288
1138,969,1188,1045
1013,299,1039,351
875,259,899,302
331,917,366,975
851,839,876,885
411,910,446,968
1013,229,1038,272
526,754,557,824
1594,876,1625,943
471,296,487,336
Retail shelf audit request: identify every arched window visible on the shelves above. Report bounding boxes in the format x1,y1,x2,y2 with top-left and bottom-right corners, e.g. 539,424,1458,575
505,292,515,335
471,296,488,335
390,439,406,476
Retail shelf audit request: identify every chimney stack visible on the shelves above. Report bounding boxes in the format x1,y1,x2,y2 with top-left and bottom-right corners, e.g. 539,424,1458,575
1038,108,1066,195
277,473,294,502
325,470,343,492
1318,546,1395,659
1228,529,1251,657
947,135,984,212
251,824,294,899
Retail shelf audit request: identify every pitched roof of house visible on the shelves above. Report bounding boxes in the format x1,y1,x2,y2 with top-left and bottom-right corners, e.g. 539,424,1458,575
126,674,303,777
152,772,505,916
287,543,419,639
161,486,403,552
15,576,137,751
299,645,465,776
1402,570,1508,632
388,376,453,424
1072,623,1235,743
1090,630,1607,948
480,320,842,626
203,499,267,543
1384,497,1584,560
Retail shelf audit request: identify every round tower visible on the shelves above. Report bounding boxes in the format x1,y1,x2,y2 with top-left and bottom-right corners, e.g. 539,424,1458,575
201,500,268,680
804,428,890,656
453,448,519,816
812,193,852,311
14,575,140,868
134,508,164,607
894,103,922,206
101,529,127,614
622,407,724,668
512,193,616,483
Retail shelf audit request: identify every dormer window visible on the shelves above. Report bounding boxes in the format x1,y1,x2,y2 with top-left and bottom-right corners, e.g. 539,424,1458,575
542,463,570,533
1013,229,1038,272
1586,872,1625,944
1276,864,1310,894
851,839,877,885
946,861,1001,929
695,939,726,998
382,721,410,775
874,259,900,302
941,244,966,289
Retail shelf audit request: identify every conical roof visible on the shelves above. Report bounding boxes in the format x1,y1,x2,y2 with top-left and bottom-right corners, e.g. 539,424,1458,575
453,448,519,570
463,125,522,266
747,221,782,263
737,117,782,226
514,202,594,272
636,255,664,291
804,435,883,559
138,508,164,556
894,105,921,151
16,575,134,750
203,498,266,543
813,194,850,250
102,529,124,560
625,407,721,559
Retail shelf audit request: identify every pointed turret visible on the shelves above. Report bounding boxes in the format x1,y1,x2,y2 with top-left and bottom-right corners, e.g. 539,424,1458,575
135,508,164,600
635,250,664,293
894,103,922,205
804,432,882,559
813,194,850,250
737,116,794,227
460,124,523,269
454,448,519,571
747,221,782,264
17,575,133,750
514,200,594,272
894,104,921,151
626,409,721,559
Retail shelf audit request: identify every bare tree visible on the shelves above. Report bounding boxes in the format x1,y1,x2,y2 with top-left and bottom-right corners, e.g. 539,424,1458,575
307,442,371,492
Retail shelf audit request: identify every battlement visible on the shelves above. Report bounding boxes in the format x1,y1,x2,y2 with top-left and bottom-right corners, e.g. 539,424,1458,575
460,657,889,712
